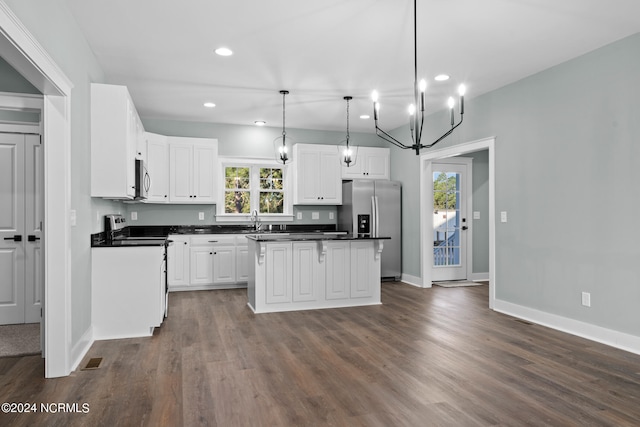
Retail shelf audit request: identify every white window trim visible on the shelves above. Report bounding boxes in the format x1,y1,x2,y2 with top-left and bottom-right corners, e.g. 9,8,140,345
216,156,293,222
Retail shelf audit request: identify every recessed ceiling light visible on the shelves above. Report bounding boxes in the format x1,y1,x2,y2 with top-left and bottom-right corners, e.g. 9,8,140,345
214,47,233,56
203,102,216,108
360,115,370,120
435,74,450,81
254,120,266,126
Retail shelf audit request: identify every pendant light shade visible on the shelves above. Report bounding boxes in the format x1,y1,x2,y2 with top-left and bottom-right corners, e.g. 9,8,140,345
338,96,358,167
273,90,292,165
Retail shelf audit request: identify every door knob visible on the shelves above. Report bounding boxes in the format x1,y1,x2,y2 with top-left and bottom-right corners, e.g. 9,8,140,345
462,226,468,231
4,235,22,241
28,235,40,242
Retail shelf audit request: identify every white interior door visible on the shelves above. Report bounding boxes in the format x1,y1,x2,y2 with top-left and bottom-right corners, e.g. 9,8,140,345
0,133,43,324
0,133,26,324
431,159,471,282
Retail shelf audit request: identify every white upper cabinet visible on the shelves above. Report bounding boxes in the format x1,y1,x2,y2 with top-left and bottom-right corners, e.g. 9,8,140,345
292,143,342,205
168,136,218,204
91,83,145,199
145,132,169,202
341,146,390,180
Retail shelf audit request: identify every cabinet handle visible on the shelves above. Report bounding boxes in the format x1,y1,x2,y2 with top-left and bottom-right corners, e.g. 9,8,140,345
184,242,187,245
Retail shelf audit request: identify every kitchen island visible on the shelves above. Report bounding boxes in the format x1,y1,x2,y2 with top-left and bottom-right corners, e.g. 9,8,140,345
246,234,388,313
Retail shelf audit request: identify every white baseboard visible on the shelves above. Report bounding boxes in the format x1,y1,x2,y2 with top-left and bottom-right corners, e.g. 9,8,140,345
470,272,489,282
69,326,94,372
400,273,425,288
494,299,640,356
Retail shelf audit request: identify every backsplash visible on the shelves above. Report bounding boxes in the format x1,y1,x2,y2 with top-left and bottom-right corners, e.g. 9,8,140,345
119,203,337,227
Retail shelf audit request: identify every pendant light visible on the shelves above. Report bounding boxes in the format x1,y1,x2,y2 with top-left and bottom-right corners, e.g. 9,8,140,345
273,90,292,164
338,96,358,167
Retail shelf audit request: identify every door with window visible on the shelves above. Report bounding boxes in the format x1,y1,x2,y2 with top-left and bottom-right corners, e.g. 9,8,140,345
0,133,43,324
431,159,470,282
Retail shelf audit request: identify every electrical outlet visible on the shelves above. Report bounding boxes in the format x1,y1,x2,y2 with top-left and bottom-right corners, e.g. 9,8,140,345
329,212,334,220
500,211,508,223
198,212,205,220
581,292,591,307
70,209,77,227
131,211,138,221
312,212,320,220
297,212,302,220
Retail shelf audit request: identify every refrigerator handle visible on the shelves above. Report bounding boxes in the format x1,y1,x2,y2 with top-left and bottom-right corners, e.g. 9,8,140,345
374,196,380,237
371,196,376,237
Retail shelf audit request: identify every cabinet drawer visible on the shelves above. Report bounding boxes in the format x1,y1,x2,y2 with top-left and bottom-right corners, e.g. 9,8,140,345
190,234,236,246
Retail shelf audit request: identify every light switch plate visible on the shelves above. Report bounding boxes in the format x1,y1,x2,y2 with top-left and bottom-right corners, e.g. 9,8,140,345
500,211,508,223
70,209,77,227
329,212,334,220
473,211,480,220
312,212,320,220
198,212,205,220
131,211,138,221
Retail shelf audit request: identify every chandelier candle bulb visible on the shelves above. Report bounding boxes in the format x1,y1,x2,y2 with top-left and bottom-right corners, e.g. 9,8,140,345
419,79,427,111
458,84,466,115
448,97,455,126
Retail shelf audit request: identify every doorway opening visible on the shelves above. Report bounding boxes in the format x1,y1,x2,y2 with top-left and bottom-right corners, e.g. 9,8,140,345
0,4,73,377
420,137,496,309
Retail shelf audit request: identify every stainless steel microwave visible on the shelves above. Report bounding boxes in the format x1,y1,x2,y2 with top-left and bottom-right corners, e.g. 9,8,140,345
135,158,149,200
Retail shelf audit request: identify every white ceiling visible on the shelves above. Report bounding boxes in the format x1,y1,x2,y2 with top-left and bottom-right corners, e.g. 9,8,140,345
65,0,640,134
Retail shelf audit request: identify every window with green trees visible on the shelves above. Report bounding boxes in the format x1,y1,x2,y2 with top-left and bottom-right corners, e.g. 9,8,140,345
433,172,458,210
223,164,286,214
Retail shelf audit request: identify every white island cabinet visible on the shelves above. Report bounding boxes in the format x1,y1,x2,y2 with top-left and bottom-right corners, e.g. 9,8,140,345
247,235,386,313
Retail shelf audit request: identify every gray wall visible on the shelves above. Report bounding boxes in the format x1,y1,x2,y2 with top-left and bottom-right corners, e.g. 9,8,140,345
0,55,40,94
392,33,640,337
3,0,119,346
128,118,384,227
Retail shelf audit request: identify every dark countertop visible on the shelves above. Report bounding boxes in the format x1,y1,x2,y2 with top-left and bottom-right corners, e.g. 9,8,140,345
91,224,342,247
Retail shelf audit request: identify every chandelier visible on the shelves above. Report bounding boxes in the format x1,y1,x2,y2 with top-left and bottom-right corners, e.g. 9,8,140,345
371,0,466,155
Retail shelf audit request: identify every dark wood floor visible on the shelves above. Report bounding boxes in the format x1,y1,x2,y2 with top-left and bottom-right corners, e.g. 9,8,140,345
2,283,640,426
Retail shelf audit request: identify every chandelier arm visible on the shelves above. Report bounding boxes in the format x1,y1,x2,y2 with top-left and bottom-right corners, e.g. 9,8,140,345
421,115,464,149
374,126,412,149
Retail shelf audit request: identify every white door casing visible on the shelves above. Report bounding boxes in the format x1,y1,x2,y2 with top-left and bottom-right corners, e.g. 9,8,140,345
0,2,75,377
419,137,496,310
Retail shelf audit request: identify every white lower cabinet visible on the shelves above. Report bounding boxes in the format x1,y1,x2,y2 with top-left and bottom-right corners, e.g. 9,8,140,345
236,245,249,282
167,235,190,288
212,245,237,284
292,242,322,302
168,234,248,291
265,243,292,304
325,241,350,300
190,246,215,285
350,241,375,298
92,246,165,340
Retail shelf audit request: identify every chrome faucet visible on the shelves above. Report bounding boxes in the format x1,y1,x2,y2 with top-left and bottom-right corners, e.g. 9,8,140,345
250,209,262,231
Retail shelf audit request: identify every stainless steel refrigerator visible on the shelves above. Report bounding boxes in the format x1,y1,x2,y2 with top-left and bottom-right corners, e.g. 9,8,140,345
338,180,401,281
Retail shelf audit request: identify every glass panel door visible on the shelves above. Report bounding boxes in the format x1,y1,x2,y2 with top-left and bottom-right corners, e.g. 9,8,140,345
431,161,468,282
